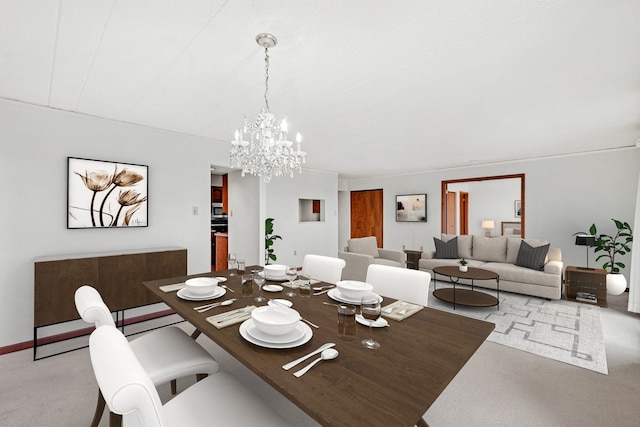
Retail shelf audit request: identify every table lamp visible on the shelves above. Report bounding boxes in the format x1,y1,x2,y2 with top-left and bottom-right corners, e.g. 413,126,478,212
575,235,596,270
481,220,495,237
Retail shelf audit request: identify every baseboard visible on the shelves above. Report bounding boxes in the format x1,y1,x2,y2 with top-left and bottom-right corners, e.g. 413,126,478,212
0,308,176,356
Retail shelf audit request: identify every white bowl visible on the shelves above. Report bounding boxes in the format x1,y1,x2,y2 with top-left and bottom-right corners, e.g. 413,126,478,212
263,264,287,278
251,305,300,336
184,277,219,296
336,280,374,300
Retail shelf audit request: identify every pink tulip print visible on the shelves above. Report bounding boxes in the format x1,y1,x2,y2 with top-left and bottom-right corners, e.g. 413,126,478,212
68,157,148,228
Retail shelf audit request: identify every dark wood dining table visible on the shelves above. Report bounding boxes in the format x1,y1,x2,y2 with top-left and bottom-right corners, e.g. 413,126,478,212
142,267,494,427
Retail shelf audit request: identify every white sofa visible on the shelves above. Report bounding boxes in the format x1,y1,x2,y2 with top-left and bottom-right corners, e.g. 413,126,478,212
419,234,563,300
338,236,406,281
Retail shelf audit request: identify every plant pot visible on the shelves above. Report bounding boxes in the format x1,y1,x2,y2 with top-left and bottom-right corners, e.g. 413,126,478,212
459,265,468,272
606,273,627,296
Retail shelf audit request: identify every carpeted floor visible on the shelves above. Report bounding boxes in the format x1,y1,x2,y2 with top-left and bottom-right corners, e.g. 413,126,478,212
429,284,608,374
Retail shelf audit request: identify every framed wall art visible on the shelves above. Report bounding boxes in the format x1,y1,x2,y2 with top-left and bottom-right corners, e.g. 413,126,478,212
514,200,522,218
396,194,427,222
67,157,148,229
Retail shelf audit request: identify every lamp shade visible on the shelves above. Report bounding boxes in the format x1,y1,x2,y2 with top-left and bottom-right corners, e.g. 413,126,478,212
575,235,596,246
481,220,495,229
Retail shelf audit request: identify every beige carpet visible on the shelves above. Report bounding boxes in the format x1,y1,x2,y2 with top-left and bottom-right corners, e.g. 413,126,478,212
429,286,608,374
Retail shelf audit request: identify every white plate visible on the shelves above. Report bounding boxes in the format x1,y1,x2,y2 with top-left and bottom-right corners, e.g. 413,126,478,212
268,299,293,308
245,319,306,344
214,276,228,282
239,320,312,349
327,288,382,305
356,314,388,327
258,271,289,282
263,284,283,292
177,286,226,301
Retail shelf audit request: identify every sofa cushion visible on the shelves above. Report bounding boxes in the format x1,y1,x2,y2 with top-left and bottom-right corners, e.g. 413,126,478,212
472,236,507,262
515,241,550,271
442,233,472,259
348,237,379,258
434,237,458,259
506,238,549,264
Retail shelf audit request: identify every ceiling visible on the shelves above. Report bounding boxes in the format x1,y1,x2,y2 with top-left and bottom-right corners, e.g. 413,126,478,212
2,1,639,179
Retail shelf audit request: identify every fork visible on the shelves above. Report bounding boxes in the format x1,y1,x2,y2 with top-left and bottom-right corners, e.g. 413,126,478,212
312,285,335,291
313,289,331,296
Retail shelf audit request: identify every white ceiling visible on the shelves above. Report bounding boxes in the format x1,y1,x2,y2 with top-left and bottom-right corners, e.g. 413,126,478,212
2,0,639,179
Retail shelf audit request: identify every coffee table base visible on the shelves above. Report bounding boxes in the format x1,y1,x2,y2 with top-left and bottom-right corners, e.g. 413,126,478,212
433,288,498,308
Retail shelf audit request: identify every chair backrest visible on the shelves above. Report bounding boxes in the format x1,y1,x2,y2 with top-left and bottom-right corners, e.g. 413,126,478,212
347,236,380,258
90,326,164,427
74,285,116,328
301,254,346,285
365,264,431,306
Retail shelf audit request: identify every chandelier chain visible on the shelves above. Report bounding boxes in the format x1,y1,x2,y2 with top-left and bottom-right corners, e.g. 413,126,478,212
264,47,270,112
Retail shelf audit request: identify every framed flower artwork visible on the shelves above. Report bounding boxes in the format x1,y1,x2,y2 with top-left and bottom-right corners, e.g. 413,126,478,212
67,157,148,228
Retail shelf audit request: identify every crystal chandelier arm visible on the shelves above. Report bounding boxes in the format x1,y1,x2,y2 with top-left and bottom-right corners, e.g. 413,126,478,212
263,46,270,112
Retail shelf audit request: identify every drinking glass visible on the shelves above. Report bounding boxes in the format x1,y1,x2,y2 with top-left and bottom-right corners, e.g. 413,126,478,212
237,259,246,275
285,266,298,298
241,274,254,298
361,295,381,349
228,253,237,276
298,275,311,297
337,304,357,341
253,272,266,303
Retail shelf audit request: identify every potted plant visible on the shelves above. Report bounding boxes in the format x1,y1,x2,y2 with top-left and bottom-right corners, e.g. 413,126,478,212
458,258,468,272
265,217,282,265
587,219,633,295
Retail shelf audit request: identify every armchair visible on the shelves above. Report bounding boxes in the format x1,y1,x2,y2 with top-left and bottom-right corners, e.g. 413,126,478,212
338,236,406,281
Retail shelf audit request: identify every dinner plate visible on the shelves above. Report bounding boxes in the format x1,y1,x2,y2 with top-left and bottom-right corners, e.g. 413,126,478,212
268,299,293,308
214,276,228,282
245,319,306,344
258,271,289,282
356,314,389,327
177,286,226,301
327,288,382,305
239,320,312,349
263,284,283,292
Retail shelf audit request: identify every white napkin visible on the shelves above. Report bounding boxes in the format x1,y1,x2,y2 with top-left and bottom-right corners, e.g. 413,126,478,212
159,283,186,292
206,306,257,329
281,278,321,289
381,301,423,321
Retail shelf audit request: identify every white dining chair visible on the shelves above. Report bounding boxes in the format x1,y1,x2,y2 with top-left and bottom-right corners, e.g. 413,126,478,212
75,285,219,427
365,264,431,306
89,325,292,427
301,254,346,284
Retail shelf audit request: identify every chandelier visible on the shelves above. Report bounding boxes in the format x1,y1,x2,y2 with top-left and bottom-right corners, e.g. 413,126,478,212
230,33,306,183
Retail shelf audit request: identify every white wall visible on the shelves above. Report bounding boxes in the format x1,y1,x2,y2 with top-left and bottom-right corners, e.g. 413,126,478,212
0,99,227,347
341,148,640,278
265,169,340,267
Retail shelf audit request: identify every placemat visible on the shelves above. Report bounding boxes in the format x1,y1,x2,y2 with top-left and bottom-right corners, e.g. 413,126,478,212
207,306,257,329
281,278,321,288
381,300,424,321
159,283,185,292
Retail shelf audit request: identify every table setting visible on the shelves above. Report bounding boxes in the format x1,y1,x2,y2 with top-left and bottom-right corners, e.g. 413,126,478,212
142,264,494,426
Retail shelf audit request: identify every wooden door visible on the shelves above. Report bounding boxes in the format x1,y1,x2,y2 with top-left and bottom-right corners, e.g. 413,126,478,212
459,192,469,235
350,189,384,247
444,191,456,234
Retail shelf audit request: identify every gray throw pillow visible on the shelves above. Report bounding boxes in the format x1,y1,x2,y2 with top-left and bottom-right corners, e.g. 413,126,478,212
434,236,458,259
515,241,550,271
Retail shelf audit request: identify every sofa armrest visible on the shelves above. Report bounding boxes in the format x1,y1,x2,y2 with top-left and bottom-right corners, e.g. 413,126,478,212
338,251,374,281
377,248,407,265
421,251,435,260
544,260,563,276
548,247,562,262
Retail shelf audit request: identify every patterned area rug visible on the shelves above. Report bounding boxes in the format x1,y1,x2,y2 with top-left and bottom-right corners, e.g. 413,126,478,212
428,285,608,374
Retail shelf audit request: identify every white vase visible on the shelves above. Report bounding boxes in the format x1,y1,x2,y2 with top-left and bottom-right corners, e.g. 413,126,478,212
459,265,468,272
606,273,627,296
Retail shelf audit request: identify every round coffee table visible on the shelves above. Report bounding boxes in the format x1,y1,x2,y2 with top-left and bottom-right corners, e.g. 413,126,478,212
432,266,499,310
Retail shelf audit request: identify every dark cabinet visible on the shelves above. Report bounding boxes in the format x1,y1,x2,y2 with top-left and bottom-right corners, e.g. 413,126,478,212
211,186,223,203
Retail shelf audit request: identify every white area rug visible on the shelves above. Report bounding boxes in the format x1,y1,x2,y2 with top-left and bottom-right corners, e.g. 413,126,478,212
429,285,608,374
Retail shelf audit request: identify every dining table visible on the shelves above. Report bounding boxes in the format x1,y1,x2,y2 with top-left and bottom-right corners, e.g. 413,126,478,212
142,266,494,427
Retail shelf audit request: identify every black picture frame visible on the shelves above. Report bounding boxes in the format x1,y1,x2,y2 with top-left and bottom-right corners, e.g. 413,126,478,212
67,157,149,229
396,194,427,222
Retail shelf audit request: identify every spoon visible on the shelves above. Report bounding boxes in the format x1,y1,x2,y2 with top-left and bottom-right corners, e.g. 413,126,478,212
195,298,236,313
221,284,235,293
293,349,339,377
313,285,335,291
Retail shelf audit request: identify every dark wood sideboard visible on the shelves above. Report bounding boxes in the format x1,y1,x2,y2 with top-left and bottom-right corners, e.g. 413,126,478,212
34,247,186,359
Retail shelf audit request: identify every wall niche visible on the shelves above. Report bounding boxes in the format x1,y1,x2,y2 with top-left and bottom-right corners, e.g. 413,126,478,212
299,199,325,222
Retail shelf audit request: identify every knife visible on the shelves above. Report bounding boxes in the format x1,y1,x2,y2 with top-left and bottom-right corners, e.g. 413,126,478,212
282,342,336,371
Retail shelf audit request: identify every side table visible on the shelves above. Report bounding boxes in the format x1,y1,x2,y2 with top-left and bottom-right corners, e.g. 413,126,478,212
404,249,423,270
564,266,607,307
